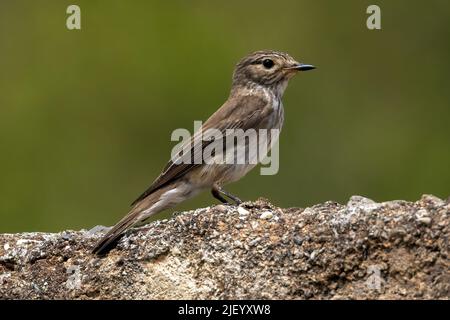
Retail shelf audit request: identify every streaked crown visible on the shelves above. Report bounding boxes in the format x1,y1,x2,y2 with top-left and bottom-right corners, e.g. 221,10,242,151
232,50,314,90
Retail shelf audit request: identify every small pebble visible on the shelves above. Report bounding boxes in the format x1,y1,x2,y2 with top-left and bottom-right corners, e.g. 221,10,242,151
237,207,250,216
259,211,273,220
415,209,431,225
215,205,228,213
61,232,72,241
417,217,431,225
250,221,259,229
293,237,303,245
248,238,260,247
87,225,111,235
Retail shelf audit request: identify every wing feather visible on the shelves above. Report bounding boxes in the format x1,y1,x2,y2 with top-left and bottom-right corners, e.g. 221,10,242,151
131,94,270,205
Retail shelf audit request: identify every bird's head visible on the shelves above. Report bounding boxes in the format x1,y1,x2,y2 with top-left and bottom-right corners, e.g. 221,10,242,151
232,50,315,96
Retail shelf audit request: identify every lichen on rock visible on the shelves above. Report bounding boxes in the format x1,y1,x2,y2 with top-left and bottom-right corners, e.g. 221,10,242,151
0,195,448,299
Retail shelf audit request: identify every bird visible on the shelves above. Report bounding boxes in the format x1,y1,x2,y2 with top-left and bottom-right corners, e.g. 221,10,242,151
92,50,315,255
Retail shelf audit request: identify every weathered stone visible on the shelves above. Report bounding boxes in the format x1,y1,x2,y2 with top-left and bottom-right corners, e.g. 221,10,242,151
0,196,448,299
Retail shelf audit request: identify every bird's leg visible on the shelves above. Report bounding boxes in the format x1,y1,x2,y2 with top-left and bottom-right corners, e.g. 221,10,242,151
212,184,242,205
211,188,229,204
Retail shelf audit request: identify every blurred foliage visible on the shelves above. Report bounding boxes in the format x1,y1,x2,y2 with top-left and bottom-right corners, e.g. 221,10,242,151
0,1,449,232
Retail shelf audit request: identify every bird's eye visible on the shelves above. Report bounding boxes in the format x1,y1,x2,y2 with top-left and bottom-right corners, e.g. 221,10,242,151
262,59,274,69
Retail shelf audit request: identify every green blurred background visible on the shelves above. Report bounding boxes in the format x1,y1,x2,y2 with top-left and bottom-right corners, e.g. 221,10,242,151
0,1,449,232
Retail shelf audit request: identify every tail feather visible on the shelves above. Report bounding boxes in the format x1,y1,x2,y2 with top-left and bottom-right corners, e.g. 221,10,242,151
91,210,142,255
91,182,187,255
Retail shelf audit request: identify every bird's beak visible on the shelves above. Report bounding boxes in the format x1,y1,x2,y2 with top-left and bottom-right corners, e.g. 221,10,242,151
285,63,316,72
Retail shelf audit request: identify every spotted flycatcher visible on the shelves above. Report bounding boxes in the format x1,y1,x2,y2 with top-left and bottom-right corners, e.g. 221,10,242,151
92,50,315,254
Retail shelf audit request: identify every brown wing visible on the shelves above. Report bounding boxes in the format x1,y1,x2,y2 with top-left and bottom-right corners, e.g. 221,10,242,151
131,94,271,205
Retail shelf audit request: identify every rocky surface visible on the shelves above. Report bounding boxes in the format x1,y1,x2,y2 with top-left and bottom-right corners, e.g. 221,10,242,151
0,195,448,299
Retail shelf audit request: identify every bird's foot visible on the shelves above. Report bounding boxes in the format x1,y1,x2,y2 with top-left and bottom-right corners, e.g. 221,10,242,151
212,185,242,205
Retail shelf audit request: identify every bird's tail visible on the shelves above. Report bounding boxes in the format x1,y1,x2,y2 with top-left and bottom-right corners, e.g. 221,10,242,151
91,183,181,255
91,207,142,255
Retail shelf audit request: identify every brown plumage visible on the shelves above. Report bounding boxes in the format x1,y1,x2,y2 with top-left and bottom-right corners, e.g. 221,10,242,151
92,50,315,255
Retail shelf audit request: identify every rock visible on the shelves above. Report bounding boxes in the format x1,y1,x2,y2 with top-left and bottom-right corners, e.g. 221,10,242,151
0,195,448,300
259,211,273,220
214,205,228,213
415,209,432,225
86,225,111,235
420,194,445,207
347,195,377,207
237,207,250,217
